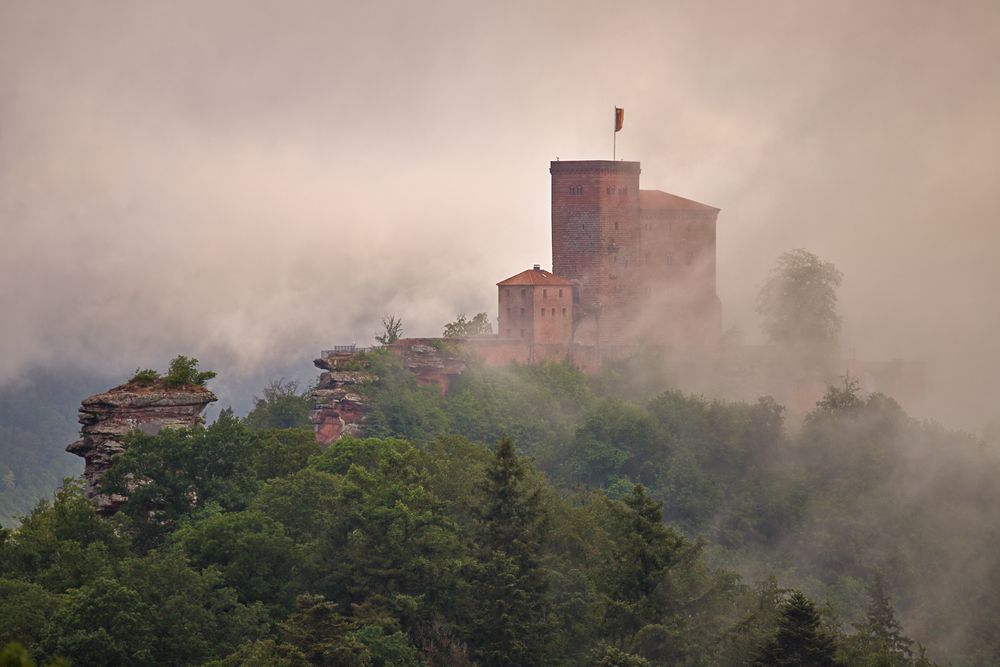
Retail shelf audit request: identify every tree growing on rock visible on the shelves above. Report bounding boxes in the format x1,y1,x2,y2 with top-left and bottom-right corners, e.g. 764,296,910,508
375,315,403,346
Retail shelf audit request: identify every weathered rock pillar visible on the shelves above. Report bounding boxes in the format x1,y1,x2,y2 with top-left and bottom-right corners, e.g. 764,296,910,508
66,383,216,515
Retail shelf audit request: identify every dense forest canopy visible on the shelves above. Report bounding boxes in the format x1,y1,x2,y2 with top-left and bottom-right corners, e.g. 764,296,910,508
2,354,998,665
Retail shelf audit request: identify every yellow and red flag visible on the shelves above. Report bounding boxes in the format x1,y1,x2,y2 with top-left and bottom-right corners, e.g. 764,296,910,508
614,107,624,132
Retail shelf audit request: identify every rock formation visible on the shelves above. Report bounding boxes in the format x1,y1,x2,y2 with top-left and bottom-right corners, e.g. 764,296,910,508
310,362,377,446
310,339,468,446
66,382,217,515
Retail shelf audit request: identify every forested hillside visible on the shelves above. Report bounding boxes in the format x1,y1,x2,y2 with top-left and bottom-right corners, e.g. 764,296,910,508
0,368,113,527
2,353,998,665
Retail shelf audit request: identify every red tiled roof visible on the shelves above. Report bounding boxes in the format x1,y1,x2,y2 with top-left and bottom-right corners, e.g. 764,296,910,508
640,189,719,212
497,268,574,286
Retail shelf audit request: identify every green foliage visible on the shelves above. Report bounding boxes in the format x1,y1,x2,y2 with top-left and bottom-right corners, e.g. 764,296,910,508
171,510,299,611
0,642,67,667
470,438,553,667
0,366,109,528
203,639,310,667
375,315,403,345
11,349,1000,664
164,354,217,387
127,368,160,386
40,576,156,666
0,480,127,591
442,312,493,338
252,428,320,480
754,591,839,666
588,644,651,666
102,412,258,548
244,380,313,430
0,581,63,651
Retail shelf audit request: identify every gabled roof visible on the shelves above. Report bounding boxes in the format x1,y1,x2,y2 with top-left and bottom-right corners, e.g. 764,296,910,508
497,268,574,287
640,189,719,212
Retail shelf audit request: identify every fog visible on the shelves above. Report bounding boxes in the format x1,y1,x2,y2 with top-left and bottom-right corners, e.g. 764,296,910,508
2,0,999,428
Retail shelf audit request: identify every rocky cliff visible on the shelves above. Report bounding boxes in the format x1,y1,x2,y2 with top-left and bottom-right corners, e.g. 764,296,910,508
310,339,467,446
66,383,217,515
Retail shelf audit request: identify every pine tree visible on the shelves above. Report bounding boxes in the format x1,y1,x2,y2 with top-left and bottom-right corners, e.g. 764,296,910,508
855,573,914,661
470,437,552,667
755,591,839,667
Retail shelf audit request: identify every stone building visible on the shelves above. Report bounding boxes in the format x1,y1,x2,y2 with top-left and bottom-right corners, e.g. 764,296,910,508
476,159,722,369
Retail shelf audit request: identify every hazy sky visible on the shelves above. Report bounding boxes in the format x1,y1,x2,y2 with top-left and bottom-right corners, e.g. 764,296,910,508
2,0,998,428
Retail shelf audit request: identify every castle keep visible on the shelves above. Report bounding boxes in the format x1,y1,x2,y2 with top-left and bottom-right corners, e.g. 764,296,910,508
491,159,721,368
311,157,723,443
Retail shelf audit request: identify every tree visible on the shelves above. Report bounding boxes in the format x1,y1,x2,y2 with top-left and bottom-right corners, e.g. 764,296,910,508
756,249,843,365
470,438,552,667
375,315,403,345
244,380,312,430
850,573,913,663
754,591,839,667
163,355,217,387
442,313,493,338
102,412,258,548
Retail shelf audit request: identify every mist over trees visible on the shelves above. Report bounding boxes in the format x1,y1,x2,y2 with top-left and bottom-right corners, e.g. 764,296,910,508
3,354,998,664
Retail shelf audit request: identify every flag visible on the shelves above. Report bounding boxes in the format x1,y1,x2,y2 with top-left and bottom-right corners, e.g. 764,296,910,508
614,107,624,132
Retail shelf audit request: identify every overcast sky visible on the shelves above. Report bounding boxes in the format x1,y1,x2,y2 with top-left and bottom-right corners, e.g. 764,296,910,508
2,0,998,428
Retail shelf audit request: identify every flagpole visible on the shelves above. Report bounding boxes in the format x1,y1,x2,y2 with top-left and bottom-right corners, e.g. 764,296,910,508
613,107,616,160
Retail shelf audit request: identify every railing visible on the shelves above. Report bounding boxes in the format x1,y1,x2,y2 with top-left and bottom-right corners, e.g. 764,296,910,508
320,345,382,357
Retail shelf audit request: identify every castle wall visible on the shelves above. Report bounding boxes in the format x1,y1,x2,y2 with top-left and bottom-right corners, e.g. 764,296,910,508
530,284,573,345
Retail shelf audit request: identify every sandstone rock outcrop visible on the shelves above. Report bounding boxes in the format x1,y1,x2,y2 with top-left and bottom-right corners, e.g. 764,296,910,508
310,339,468,446
310,366,377,446
66,383,217,515
390,338,468,396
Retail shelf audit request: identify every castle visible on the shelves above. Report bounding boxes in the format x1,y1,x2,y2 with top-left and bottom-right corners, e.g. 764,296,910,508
473,159,721,371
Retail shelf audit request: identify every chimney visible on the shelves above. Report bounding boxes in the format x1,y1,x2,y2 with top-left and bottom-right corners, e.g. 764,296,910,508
533,264,541,271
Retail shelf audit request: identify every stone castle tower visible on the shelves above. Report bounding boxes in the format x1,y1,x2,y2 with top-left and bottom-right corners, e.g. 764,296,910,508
549,159,721,353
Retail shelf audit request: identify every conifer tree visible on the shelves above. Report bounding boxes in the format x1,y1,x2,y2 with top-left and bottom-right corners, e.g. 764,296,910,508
470,437,552,667
755,591,839,667
855,573,914,661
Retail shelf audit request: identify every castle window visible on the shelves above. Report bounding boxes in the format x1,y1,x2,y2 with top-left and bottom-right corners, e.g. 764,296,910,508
666,254,674,265
558,289,563,298
543,289,547,298
568,184,583,195
540,308,545,317
614,221,619,231
520,307,525,316
562,308,567,317
551,308,555,316
521,288,526,297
